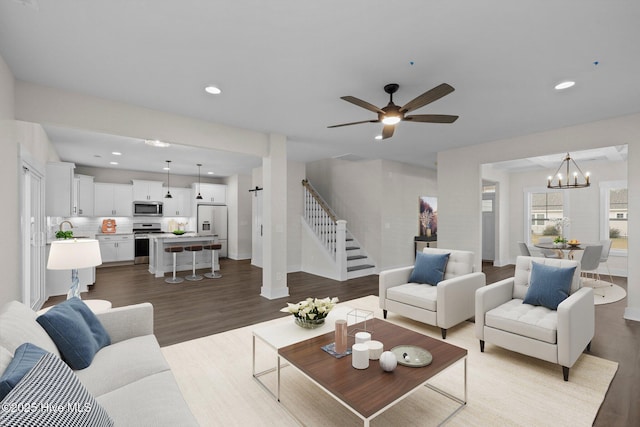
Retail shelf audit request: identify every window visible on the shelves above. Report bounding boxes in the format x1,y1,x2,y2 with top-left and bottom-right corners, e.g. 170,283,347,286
527,190,565,244
605,185,628,251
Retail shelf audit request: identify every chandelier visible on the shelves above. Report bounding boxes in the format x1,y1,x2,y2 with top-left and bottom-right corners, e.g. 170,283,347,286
547,153,590,189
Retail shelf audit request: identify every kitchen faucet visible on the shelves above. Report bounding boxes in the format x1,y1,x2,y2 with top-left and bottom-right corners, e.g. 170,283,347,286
59,220,74,231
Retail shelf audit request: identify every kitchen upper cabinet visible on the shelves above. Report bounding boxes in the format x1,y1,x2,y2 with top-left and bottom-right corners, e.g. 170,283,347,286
94,183,133,217
163,187,192,217
132,180,164,202
97,234,134,263
193,183,226,204
73,174,94,217
46,162,75,217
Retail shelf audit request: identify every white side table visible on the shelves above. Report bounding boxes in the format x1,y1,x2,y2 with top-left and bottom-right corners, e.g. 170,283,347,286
37,299,112,315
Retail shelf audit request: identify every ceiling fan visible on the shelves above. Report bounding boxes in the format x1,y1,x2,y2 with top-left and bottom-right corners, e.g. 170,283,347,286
328,83,458,139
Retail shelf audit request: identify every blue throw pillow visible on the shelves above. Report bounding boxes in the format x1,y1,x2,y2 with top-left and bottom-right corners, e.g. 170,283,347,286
523,262,577,310
0,343,48,400
409,252,450,285
36,298,111,370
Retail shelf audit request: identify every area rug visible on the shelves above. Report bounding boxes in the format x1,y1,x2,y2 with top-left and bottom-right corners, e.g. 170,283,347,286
162,296,618,427
582,279,627,305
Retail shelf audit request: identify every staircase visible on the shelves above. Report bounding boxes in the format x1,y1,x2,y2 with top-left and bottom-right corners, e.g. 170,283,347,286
302,179,375,280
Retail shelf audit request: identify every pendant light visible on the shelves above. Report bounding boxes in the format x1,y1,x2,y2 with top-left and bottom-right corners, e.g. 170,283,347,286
546,153,591,189
164,160,173,198
196,163,203,200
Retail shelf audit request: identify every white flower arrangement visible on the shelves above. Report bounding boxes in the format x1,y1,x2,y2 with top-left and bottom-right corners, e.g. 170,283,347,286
280,297,339,320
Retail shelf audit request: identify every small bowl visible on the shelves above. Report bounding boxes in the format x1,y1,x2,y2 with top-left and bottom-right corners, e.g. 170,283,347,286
172,230,186,235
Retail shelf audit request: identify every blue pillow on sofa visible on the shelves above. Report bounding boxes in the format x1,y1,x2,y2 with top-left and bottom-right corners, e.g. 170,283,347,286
523,262,577,310
0,343,48,400
36,297,111,370
409,252,450,285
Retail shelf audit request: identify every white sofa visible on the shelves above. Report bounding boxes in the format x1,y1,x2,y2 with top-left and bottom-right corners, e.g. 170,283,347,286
0,300,198,426
475,256,594,381
379,248,486,339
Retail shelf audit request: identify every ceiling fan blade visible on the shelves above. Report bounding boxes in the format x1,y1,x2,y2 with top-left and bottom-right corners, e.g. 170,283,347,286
327,119,379,128
404,114,459,123
399,83,455,114
341,96,386,114
382,124,395,139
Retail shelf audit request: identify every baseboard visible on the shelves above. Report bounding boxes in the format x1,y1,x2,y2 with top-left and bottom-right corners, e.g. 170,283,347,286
623,307,640,322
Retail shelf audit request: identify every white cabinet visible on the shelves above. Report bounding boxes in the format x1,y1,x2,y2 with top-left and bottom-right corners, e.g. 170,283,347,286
193,183,226,204
163,187,192,217
73,174,94,217
46,162,75,217
94,183,133,217
132,180,164,202
97,234,134,263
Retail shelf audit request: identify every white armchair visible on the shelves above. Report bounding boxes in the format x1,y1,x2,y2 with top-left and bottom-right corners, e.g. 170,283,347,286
379,248,486,339
475,256,594,381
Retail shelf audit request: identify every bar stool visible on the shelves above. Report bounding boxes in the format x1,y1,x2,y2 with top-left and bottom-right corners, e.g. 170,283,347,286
203,242,223,279
184,245,204,281
164,246,184,284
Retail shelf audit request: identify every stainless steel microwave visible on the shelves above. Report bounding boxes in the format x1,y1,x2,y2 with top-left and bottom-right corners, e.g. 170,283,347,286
133,201,163,217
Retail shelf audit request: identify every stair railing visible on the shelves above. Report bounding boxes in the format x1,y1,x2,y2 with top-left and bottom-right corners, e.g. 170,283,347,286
302,179,345,265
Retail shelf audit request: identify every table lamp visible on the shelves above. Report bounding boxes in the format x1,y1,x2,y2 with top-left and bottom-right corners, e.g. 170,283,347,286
47,239,102,299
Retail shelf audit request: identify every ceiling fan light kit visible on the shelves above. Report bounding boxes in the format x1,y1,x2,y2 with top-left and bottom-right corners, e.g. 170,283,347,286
547,153,591,189
328,82,459,139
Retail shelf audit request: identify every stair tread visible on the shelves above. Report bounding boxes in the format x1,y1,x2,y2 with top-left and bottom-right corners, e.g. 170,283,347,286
347,255,367,261
347,264,375,272
346,246,360,250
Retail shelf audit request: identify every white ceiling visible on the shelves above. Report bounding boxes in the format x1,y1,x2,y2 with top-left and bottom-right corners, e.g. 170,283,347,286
1,1,639,176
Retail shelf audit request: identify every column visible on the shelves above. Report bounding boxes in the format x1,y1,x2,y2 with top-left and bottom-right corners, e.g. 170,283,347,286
261,133,289,299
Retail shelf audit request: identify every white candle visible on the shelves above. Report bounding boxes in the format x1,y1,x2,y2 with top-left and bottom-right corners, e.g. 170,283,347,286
366,340,384,360
355,331,371,344
352,343,369,369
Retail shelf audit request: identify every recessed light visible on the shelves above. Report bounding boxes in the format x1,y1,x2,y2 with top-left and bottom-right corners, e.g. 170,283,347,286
112,151,122,156
554,81,575,90
207,171,215,175
205,85,222,95
145,139,170,148
374,135,383,140
163,167,170,171
110,161,118,165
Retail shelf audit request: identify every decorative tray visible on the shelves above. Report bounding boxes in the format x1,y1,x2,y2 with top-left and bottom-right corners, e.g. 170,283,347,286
390,345,433,367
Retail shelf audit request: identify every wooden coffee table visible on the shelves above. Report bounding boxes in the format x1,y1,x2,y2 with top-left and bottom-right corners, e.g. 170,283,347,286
254,317,467,426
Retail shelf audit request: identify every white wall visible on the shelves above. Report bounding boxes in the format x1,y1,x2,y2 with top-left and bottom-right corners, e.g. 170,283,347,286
225,174,253,260
306,158,437,270
480,165,511,266
0,53,18,305
438,113,640,321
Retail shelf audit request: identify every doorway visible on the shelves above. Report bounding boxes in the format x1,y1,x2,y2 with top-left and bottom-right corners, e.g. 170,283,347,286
482,182,497,262
20,147,46,310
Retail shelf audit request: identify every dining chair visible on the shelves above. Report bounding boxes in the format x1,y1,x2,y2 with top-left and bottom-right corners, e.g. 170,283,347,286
580,245,605,297
518,242,531,256
598,239,614,283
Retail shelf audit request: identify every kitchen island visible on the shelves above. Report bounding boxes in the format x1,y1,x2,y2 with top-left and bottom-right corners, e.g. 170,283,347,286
149,233,220,278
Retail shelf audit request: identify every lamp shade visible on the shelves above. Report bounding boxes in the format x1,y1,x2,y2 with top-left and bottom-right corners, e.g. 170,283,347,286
47,239,102,270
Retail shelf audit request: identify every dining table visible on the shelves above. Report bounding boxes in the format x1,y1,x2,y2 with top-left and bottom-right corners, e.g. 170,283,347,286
534,242,583,259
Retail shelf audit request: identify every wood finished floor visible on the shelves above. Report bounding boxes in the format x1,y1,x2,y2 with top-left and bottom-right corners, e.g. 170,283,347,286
44,260,638,426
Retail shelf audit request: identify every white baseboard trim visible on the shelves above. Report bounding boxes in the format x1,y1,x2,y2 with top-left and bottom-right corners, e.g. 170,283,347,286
623,307,640,322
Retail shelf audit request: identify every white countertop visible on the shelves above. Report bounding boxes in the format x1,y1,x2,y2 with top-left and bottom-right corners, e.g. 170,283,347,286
149,233,217,239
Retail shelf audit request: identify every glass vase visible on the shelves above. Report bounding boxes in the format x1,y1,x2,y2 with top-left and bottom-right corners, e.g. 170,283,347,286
294,317,325,329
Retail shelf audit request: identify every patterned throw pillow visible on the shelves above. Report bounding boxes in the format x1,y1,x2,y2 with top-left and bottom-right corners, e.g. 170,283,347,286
0,353,113,426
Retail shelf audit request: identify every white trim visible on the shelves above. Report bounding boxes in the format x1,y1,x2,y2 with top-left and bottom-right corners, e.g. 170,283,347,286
599,180,628,256
623,307,640,322
522,186,570,244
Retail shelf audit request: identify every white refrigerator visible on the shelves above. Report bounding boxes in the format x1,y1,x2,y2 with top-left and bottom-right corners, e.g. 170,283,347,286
197,204,228,257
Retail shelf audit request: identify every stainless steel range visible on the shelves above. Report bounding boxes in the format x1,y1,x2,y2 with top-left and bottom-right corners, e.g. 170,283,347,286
133,222,163,264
